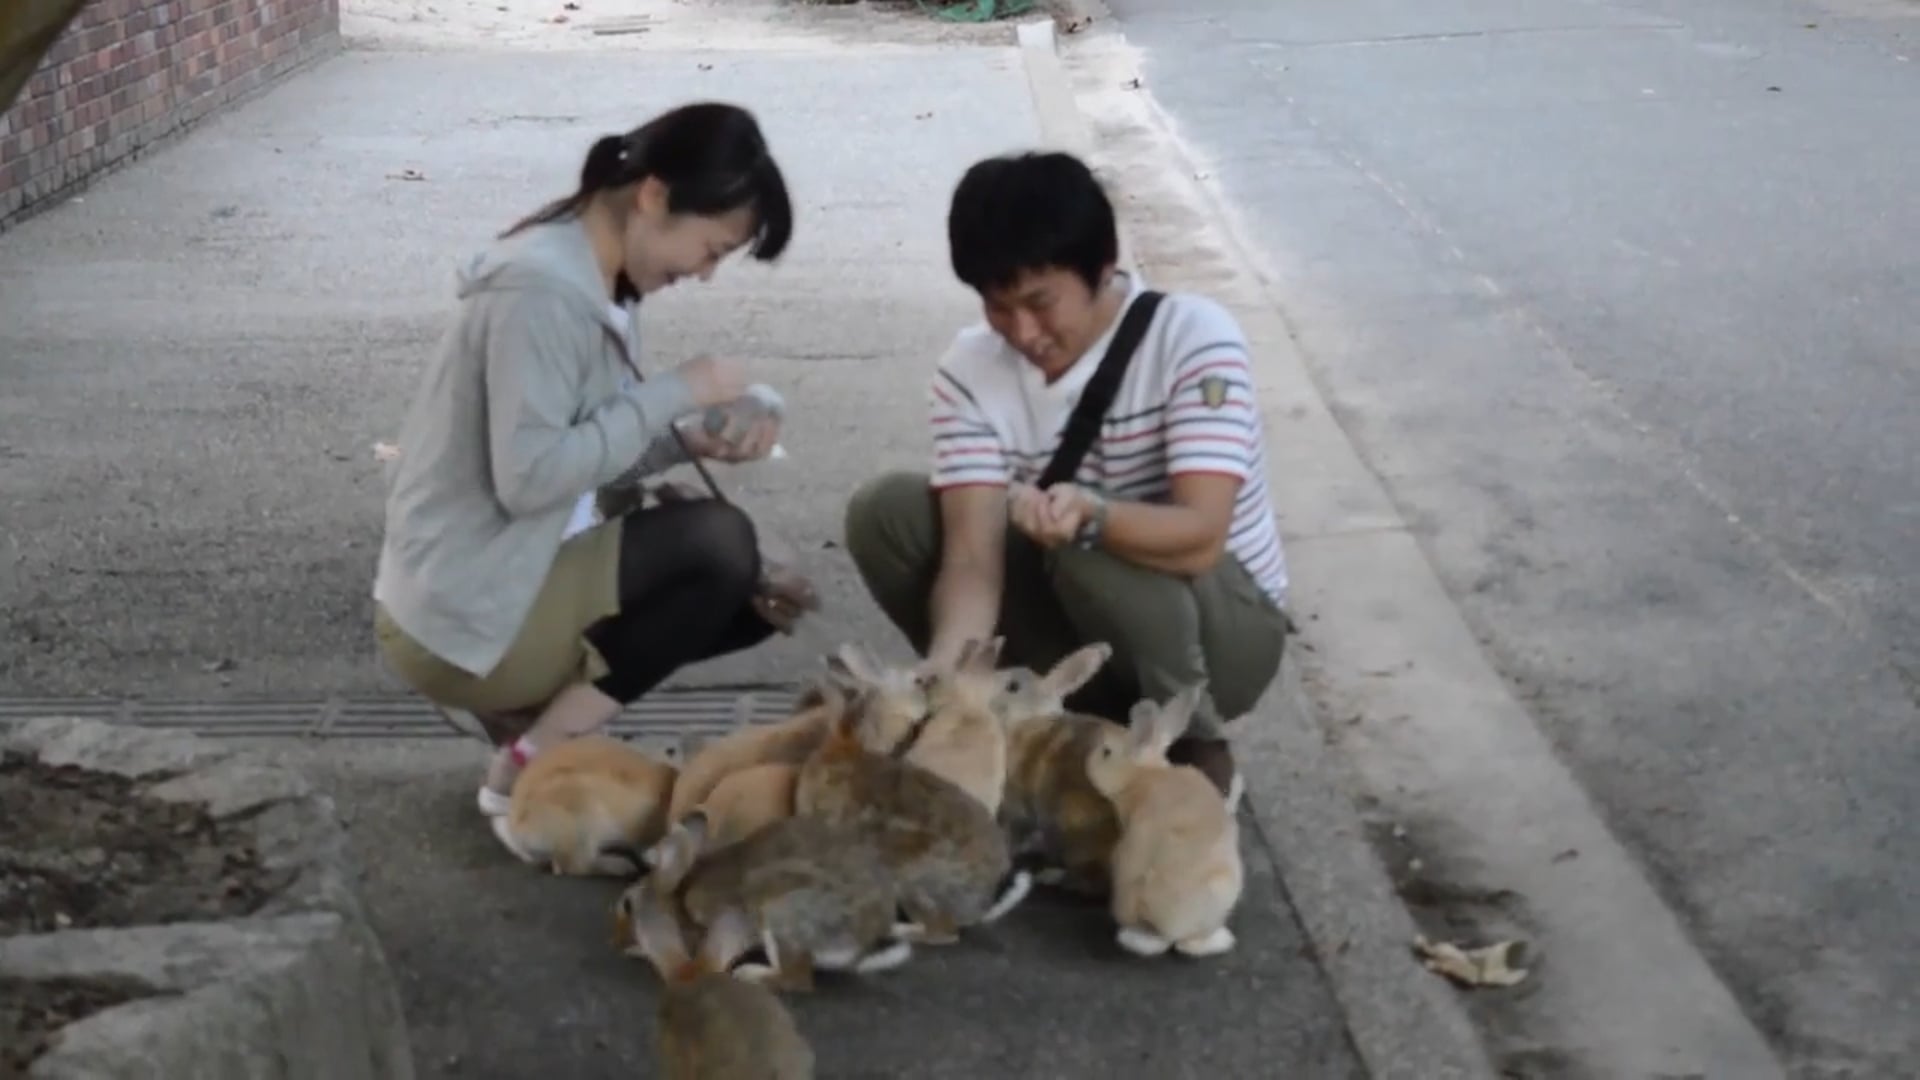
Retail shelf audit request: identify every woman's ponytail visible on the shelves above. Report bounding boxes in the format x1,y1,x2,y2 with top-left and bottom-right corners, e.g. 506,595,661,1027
501,131,637,240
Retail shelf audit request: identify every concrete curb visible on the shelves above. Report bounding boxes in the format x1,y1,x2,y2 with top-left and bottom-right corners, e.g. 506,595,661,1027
1016,5,1788,1078
1,717,415,1080
1014,17,1495,1080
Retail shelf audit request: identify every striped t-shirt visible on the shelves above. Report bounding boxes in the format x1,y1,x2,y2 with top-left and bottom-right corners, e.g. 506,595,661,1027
927,274,1288,605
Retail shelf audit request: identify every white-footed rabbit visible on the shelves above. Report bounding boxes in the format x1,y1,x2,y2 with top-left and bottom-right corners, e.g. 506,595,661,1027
1084,683,1244,958
491,735,677,877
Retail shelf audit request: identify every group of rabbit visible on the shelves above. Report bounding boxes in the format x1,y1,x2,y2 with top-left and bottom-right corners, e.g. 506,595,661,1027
488,636,1247,1079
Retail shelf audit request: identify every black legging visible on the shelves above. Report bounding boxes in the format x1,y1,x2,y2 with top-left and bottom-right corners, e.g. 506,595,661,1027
584,498,776,704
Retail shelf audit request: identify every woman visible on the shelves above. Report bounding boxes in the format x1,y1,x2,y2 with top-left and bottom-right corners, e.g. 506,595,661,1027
373,102,797,819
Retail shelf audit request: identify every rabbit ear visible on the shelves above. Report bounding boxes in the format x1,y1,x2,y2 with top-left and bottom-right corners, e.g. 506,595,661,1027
1126,684,1205,758
836,643,885,685
650,813,707,889
967,636,1005,675
1040,643,1113,701
1145,683,1206,752
1126,698,1161,745
628,885,692,975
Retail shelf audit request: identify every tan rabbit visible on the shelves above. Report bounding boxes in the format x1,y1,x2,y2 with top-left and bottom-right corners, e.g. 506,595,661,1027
641,806,913,992
614,879,815,1079
991,642,1127,898
1085,683,1244,958
794,671,1031,946
907,637,1012,813
490,734,678,877
666,691,835,827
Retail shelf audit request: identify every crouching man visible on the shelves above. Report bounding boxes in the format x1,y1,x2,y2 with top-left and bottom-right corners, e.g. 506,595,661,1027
842,150,1294,803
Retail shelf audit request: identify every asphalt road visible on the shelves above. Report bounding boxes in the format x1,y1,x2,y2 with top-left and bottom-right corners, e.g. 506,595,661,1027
1100,0,1920,1073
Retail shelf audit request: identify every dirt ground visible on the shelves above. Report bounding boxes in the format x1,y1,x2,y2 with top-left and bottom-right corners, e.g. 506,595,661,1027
0,756,283,936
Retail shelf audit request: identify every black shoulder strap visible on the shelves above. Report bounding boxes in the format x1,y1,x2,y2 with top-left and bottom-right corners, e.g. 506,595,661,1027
1038,290,1165,489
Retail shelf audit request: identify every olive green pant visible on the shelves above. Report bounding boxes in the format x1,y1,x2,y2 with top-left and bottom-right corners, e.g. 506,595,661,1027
842,472,1291,737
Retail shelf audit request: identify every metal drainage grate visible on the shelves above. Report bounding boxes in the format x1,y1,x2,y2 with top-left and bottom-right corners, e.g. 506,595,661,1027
0,688,801,743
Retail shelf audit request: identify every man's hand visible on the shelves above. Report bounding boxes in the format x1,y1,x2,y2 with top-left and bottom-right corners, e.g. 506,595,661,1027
1008,481,1098,548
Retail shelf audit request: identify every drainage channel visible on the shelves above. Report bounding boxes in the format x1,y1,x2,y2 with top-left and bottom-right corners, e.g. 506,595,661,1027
0,688,800,741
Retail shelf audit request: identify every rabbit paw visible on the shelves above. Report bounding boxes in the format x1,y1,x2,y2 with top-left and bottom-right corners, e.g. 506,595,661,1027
1174,927,1237,958
852,939,914,974
1116,927,1173,957
732,963,778,984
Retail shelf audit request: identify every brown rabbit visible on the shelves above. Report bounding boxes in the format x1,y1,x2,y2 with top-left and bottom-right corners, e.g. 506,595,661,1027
490,734,678,877
666,691,835,827
794,672,1031,946
643,806,913,991
1085,683,1244,959
992,643,1126,898
908,637,1012,813
614,879,816,1079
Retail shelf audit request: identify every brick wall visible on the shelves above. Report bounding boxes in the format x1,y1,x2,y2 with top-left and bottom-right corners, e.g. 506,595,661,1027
0,0,341,228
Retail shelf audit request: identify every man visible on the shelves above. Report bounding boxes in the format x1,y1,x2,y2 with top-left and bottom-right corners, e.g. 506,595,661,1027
842,150,1292,803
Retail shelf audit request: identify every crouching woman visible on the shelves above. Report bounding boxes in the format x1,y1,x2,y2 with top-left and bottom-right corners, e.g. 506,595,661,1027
372,102,797,820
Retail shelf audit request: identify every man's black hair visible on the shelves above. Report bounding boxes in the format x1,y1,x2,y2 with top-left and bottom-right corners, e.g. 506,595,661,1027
946,151,1119,294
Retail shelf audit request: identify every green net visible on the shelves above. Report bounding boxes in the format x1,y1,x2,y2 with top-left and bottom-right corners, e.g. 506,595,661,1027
914,0,1036,21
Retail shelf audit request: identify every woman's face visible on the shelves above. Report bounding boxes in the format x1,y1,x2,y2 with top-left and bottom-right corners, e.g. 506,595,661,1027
622,177,758,295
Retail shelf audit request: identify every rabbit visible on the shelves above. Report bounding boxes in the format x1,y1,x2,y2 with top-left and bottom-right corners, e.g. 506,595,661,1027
640,805,913,992
990,642,1128,898
1085,682,1244,959
794,666,1032,946
821,642,937,756
666,691,835,828
490,734,678,877
906,637,1013,813
614,878,816,1079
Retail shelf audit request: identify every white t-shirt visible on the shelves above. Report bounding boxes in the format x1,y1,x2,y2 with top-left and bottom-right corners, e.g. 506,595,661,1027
562,303,639,540
926,273,1288,606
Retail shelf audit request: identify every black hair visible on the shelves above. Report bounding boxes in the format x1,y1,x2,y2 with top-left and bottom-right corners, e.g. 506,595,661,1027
946,150,1119,295
504,101,794,302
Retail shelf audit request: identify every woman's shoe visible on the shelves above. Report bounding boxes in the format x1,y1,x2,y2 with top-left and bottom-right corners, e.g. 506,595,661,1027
476,785,512,818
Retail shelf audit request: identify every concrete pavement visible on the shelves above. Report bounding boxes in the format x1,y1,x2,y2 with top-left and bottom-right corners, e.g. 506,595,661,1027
0,4,1417,1075
1055,0,1920,1075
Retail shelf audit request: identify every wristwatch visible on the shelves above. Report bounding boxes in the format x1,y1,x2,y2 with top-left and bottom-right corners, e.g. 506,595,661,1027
1073,491,1110,550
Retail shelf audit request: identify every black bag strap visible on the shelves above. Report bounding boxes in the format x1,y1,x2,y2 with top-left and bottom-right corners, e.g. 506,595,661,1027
1038,289,1165,489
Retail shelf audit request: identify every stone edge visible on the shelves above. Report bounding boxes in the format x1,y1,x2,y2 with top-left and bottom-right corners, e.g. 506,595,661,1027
1013,13,1497,1080
0,716,415,1080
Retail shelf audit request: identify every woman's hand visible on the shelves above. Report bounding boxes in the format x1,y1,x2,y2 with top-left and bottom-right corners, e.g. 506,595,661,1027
679,413,781,463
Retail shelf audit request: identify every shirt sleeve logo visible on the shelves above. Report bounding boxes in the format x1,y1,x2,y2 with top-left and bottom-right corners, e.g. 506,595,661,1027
1199,374,1230,409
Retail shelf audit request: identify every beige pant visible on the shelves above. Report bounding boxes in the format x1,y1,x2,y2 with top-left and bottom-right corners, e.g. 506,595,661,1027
375,519,624,714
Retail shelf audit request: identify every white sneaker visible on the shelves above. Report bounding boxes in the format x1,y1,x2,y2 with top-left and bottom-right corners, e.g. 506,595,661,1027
476,786,511,817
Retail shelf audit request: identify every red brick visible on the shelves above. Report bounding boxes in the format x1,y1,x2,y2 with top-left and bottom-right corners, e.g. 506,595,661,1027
3,0,338,226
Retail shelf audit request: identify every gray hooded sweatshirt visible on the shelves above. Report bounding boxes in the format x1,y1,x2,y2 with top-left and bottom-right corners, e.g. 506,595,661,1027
373,217,698,677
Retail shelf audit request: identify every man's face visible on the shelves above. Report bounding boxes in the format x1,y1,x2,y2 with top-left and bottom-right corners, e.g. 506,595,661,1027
979,265,1116,375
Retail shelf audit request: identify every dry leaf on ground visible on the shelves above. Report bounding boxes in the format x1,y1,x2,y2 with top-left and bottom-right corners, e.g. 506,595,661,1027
1413,935,1531,988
